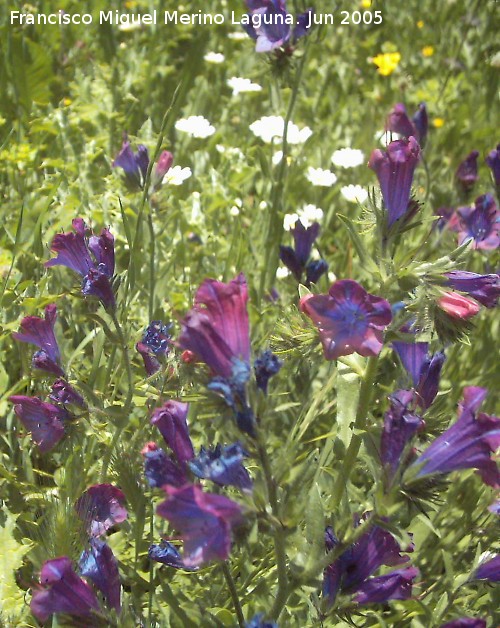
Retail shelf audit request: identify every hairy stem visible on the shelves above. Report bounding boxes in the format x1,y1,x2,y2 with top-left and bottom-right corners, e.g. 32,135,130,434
221,561,245,628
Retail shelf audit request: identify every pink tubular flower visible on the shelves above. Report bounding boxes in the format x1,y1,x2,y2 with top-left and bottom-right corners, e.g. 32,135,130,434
300,279,392,360
178,273,250,379
157,484,243,567
75,484,128,537
13,304,64,377
437,292,480,319
31,557,100,623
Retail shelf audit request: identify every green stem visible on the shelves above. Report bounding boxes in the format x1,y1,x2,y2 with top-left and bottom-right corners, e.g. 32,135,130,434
256,437,289,621
258,45,310,302
147,210,156,320
221,562,245,628
331,355,380,507
110,309,134,411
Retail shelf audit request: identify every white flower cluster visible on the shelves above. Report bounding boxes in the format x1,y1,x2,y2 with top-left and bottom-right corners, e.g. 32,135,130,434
175,116,215,138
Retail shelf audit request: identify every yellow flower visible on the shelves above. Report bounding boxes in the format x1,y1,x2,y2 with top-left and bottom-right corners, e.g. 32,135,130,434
63,98,72,106
422,46,434,57
372,52,401,76
417,20,424,28
361,0,372,7
433,118,444,128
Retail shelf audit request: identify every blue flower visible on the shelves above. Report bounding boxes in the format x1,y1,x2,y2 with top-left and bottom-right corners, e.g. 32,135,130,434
148,539,198,571
254,349,283,394
486,143,500,187
141,442,187,488
79,538,121,613
455,150,479,193
136,320,171,376
188,443,253,492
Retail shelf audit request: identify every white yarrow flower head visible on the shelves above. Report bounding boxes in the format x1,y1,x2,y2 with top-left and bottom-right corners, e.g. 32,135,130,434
227,77,262,96
299,204,324,225
276,266,291,279
340,185,368,204
163,166,192,186
283,213,300,231
249,116,312,145
204,52,225,63
272,151,283,166
306,167,337,187
331,148,365,168
175,116,215,138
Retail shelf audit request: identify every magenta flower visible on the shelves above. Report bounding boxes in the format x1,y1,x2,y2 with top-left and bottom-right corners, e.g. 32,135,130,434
444,271,500,308
410,387,500,488
386,103,417,139
9,396,66,452
381,390,424,482
75,484,128,537
150,400,194,464
323,520,415,606
455,150,479,193
368,137,421,227
179,273,250,379
486,143,500,187
156,484,243,567
13,304,64,377
455,194,500,250
45,218,115,309
300,279,392,360
79,539,121,613
441,620,486,628
30,557,100,623
49,379,85,407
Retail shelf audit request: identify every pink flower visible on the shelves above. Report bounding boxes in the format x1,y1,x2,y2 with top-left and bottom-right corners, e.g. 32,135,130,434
437,292,480,319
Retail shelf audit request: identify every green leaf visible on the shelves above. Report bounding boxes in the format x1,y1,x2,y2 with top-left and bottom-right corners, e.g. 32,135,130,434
336,361,360,448
0,509,33,617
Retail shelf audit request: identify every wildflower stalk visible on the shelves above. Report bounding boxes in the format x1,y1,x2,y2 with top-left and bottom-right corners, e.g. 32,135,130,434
221,561,245,628
147,211,156,319
256,436,289,620
331,355,380,507
258,43,310,302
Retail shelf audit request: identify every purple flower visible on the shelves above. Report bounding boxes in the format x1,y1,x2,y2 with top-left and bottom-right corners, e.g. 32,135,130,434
474,554,500,582
188,443,253,492
455,150,479,193
136,320,171,376
30,557,100,623
113,135,173,190
441,620,486,628
157,484,243,567
323,520,415,606
381,390,425,482
489,498,500,515
13,304,64,377
412,103,428,148
141,442,186,488
45,218,115,309
393,335,429,387
9,396,66,452
49,379,85,407
386,103,416,138
79,539,121,613
354,567,419,604
75,484,128,537
150,401,194,464
369,137,421,228
179,273,250,379
148,539,198,571
411,387,500,487
486,143,500,187
279,220,328,286
243,1,313,53
454,194,500,249
254,349,283,394
300,279,392,360
444,271,500,308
